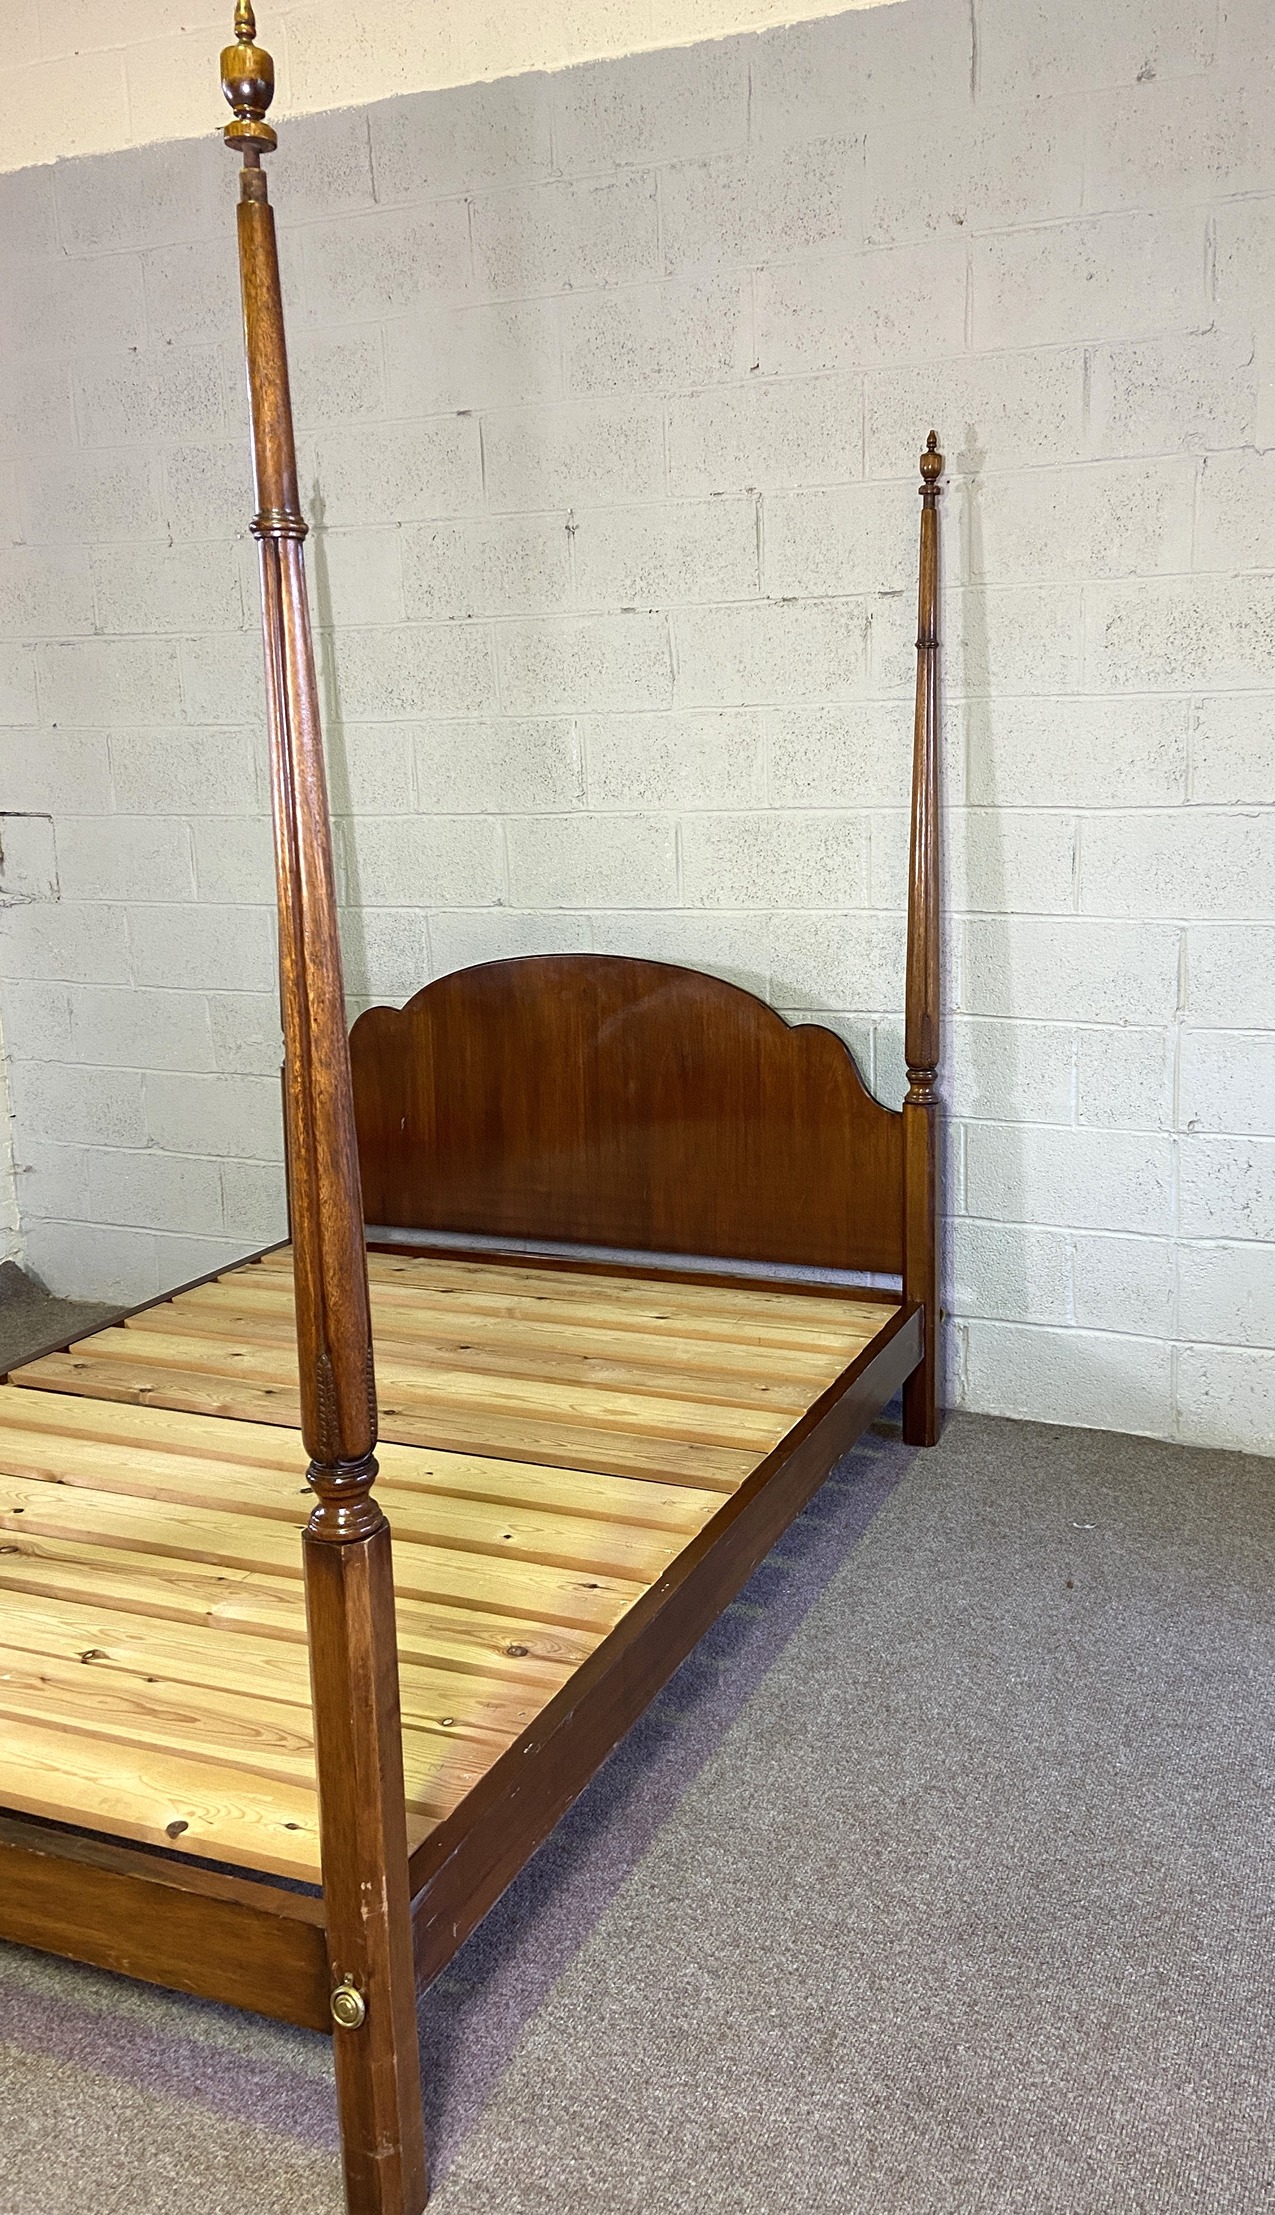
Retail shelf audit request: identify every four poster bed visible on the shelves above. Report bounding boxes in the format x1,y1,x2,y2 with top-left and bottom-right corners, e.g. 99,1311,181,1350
0,11,944,2211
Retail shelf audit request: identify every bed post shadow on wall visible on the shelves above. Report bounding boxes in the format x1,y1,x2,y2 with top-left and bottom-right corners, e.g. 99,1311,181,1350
903,434,944,1448
220,11,428,2213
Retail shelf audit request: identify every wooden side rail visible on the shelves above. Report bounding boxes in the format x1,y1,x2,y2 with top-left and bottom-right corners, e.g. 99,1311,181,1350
902,433,943,1446
220,10,426,2211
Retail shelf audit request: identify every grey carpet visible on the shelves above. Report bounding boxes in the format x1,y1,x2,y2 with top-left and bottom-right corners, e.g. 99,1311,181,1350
1,1410,1271,2213
0,1259,116,1374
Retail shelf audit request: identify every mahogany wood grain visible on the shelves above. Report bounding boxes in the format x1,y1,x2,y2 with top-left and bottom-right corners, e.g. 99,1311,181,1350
221,9,426,2208
903,434,944,1448
351,956,905,1276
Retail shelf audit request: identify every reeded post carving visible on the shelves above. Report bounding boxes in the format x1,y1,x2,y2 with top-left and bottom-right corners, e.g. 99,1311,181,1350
220,14,427,2211
902,432,943,1448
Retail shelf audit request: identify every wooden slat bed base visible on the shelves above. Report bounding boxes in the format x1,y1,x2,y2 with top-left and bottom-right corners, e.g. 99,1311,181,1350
1,1249,899,1888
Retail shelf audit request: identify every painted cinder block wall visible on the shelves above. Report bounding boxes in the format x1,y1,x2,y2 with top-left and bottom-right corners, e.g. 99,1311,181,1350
0,0,1272,1451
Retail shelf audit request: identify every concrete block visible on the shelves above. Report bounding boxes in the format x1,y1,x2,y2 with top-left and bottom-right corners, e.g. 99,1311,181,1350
370,74,554,203
287,331,386,431
1216,195,1275,337
750,0,973,145
507,814,677,908
865,349,1088,477
971,460,1195,585
40,638,183,727
755,239,968,378
584,711,764,809
221,1158,288,1246
1196,451,1275,575
54,816,195,906
966,1120,1173,1235
867,94,1083,245
146,1071,284,1163
947,808,1078,916
314,420,484,526
23,449,164,546
110,727,263,816
1176,1343,1275,1454
1081,808,1275,920
768,911,907,1013
565,274,750,399
191,818,275,907
765,480,918,600
553,42,749,172
0,165,58,260
1072,1232,1175,1338
429,909,593,978
68,984,213,1075
178,633,266,727
964,696,1189,809
316,623,496,720
414,719,580,812
268,104,377,224
74,349,225,448
402,517,571,622
163,443,249,543
1186,925,1275,1030
682,811,869,910
960,918,1179,1024
339,815,505,909
768,703,911,809
0,547,94,640
1179,1136,1275,1241
675,599,869,708
326,725,415,816
1180,1031,1275,1139
0,647,37,727
207,993,285,1078
92,542,242,636
947,1016,1075,1125
963,1314,1173,1437
129,903,275,993
978,0,1217,103
1087,331,1257,456
484,399,665,513
339,907,431,1002
662,138,859,272
948,1218,1072,1324
308,526,404,628
0,900,131,986
593,910,769,995
499,615,672,714
16,254,145,359
668,376,859,496
574,498,758,609
473,172,659,298
0,980,74,1062
973,210,1205,350
0,812,58,903
0,731,111,817
877,583,1082,699
1089,575,1275,692
1086,77,1275,213
55,137,219,255
13,1139,90,1228
86,1147,225,1238
23,1219,162,1306
9,1058,147,1149
303,202,472,321
0,360,77,456
385,298,562,417
1076,1026,1175,1132
143,233,241,350
1178,1241,1275,1349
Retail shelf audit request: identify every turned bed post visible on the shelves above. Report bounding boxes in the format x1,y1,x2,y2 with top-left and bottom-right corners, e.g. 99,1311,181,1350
219,12,427,2212
902,432,943,1448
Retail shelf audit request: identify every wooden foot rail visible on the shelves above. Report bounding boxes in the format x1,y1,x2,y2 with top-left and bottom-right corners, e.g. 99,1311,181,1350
903,433,943,1447
220,10,427,2210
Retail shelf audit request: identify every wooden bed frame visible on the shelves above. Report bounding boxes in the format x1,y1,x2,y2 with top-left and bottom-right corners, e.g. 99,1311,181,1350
0,12,944,2210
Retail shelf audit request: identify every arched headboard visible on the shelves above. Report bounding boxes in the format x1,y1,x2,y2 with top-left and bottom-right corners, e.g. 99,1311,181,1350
349,954,904,1276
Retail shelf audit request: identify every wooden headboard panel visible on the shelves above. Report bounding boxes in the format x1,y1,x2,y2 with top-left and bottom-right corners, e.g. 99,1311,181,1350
349,954,903,1275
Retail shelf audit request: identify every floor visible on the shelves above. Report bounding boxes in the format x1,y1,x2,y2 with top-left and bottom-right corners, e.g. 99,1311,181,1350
0,1300,1271,2212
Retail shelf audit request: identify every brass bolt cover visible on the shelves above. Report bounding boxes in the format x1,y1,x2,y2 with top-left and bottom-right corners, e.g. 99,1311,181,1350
330,1981,367,2030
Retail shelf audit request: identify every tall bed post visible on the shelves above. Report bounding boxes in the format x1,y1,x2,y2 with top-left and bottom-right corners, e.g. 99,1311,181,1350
902,432,943,1448
219,12,427,2212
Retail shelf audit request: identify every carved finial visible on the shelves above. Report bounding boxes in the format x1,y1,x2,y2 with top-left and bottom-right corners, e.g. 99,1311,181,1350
221,0,277,155
920,431,943,488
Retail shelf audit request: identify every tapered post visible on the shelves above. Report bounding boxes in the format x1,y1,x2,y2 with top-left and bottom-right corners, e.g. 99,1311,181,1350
219,12,427,2210
902,433,943,1448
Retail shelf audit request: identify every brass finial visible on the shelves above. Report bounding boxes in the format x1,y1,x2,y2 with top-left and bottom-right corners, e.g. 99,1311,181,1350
221,0,277,154
920,431,943,485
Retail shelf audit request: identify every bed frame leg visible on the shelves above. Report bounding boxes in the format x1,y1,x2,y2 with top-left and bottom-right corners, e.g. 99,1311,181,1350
307,1524,428,2215
902,432,943,1449
902,1094,940,1448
